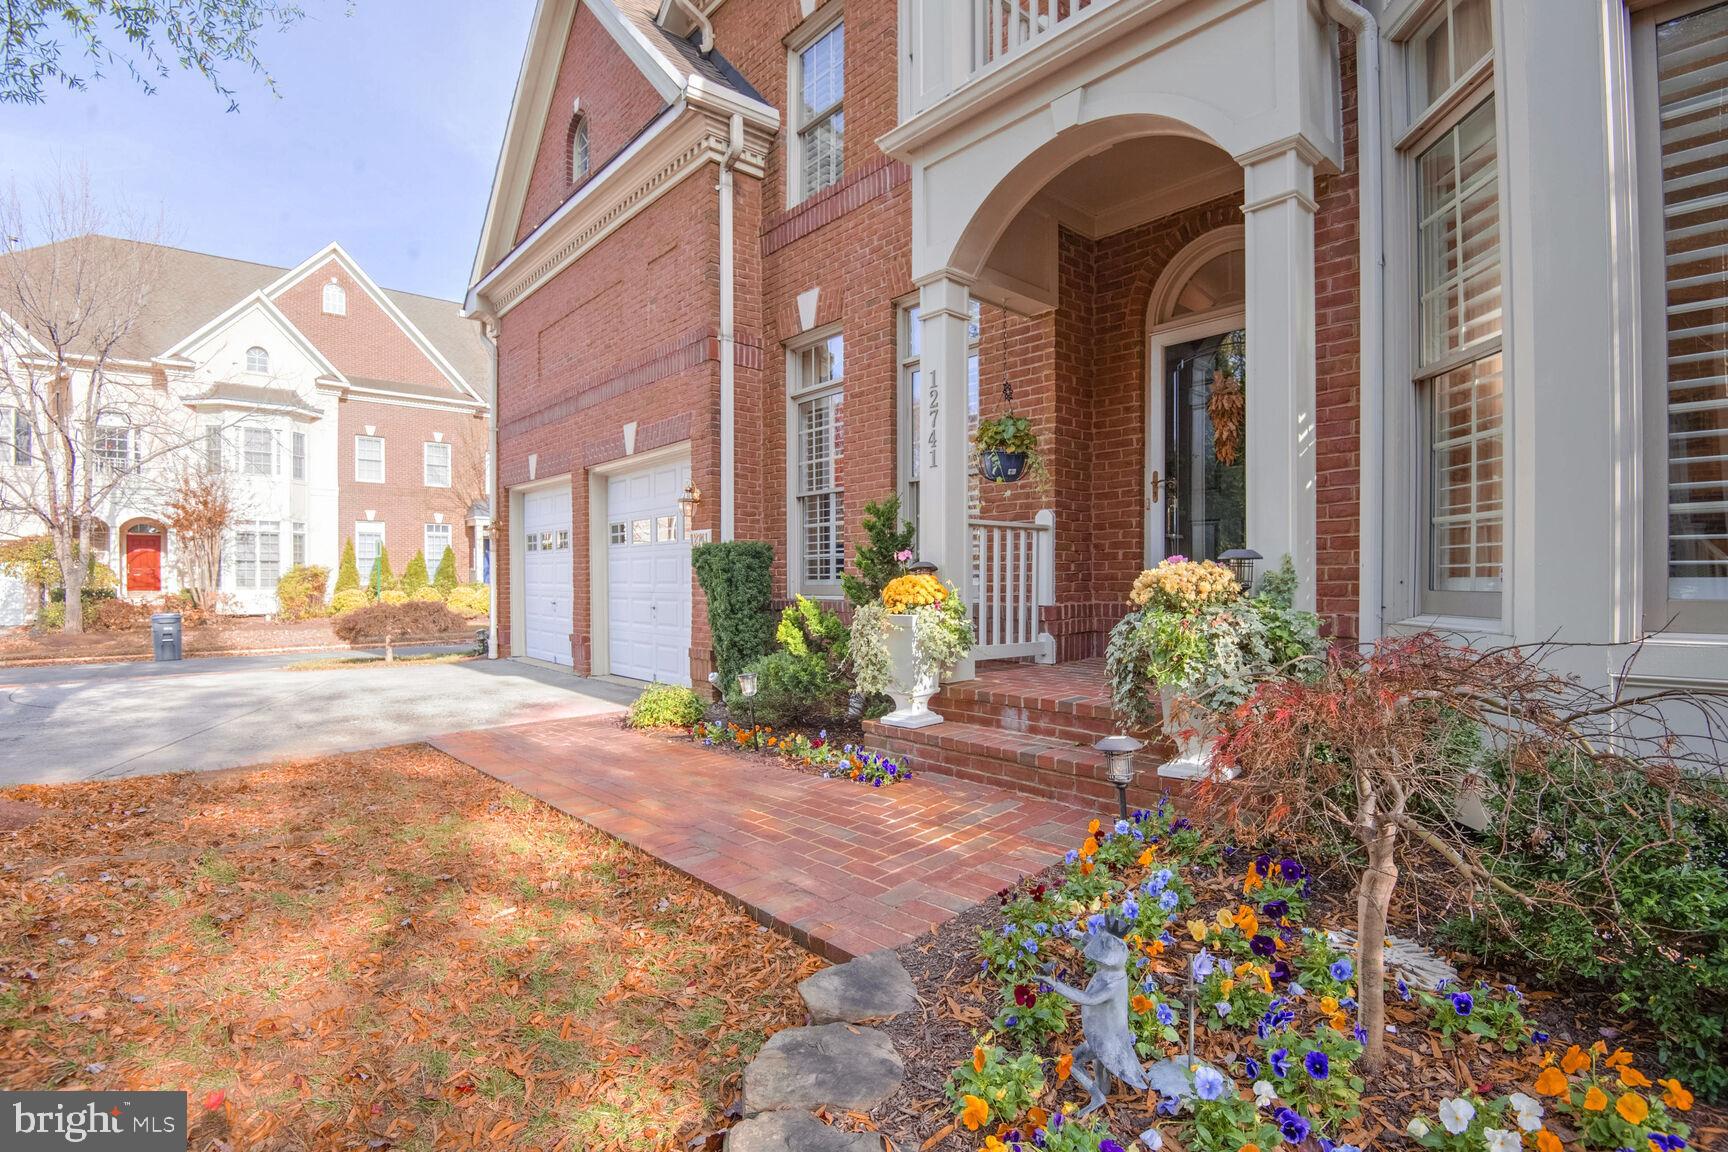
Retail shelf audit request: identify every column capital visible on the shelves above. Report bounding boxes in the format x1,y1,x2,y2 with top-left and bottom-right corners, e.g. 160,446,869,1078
915,271,974,320
1237,137,1320,215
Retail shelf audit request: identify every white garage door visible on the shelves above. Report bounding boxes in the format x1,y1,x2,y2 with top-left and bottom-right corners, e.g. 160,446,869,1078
521,485,573,666
606,456,692,685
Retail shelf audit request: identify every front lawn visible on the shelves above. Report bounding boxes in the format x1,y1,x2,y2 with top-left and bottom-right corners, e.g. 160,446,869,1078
0,746,819,1149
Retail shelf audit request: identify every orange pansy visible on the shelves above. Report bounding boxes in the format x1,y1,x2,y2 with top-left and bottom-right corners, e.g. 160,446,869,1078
1138,847,1155,867
1604,1048,1633,1070
1026,1107,1050,1128
1080,861,1095,876
1562,1045,1591,1074
1131,994,1154,1014
1659,1078,1693,1111
1088,818,1101,837
1534,1067,1570,1097
1619,1067,1653,1089
973,1046,986,1074
1056,1053,1074,1082
1615,1093,1649,1125
960,1094,990,1131
1535,1130,1563,1152
1080,837,1099,859
1583,1086,1609,1112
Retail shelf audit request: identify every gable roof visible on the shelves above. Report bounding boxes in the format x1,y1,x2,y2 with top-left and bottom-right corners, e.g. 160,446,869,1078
1,237,490,400
470,0,775,287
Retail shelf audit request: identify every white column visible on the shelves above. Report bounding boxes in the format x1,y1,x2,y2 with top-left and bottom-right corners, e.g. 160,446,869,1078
1241,145,1319,610
916,272,975,681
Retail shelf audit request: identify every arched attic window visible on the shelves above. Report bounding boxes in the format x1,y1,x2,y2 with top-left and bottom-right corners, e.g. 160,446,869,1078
322,279,346,315
245,346,270,374
568,112,591,185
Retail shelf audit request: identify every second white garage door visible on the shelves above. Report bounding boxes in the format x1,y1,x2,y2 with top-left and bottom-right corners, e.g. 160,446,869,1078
606,456,692,685
521,485,573,666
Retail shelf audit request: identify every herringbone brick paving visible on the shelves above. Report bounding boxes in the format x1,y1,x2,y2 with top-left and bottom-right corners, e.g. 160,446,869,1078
432,715,1097,961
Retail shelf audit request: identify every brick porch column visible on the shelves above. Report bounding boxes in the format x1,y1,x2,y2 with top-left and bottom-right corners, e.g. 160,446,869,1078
916,271,976,681
1241,142,1320,610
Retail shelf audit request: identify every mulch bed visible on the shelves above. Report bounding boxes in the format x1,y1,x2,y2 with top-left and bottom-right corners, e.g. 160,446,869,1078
865,846,1727,1151
0,745,820,1150
0,619,480,667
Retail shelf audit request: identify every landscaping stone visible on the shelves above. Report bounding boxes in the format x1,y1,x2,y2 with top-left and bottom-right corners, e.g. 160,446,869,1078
741,1023,903,1116
726,1110,885,1152
798,949,919,1024
1327,928,1459,991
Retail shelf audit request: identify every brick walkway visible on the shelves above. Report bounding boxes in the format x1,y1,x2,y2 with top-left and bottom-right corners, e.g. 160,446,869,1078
431,716,1096,961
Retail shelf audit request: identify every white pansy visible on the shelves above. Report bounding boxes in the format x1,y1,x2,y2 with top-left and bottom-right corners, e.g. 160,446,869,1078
1507,1092,1544,1133
1438,1098,1476,1136
1485,1128,1521,1152
1407,1118,1431,1139
1253,1080,1277,1109
1139,1128,1164,1151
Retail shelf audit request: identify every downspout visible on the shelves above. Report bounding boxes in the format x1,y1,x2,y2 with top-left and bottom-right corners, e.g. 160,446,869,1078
1323,0,1384,647
718,112,743,541
484,319,501,659
670,0,715,52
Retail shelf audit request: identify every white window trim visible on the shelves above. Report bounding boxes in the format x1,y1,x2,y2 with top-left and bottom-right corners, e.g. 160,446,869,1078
242,423,275,478
569,114,591,184
245,346,270,374
786,326,845,598
355,435,385,484
786,9,844,207
355,522,386,582
322,280,347,316
1632,0,1728,635
232,519,282,590
291,428,307,482
1386,3,1513,629
423,440,452,488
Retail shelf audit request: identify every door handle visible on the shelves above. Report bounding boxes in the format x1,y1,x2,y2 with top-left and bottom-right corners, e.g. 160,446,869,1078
1149,471,1167,501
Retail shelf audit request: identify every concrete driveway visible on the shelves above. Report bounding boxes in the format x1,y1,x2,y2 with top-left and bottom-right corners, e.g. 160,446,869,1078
0,653,636,785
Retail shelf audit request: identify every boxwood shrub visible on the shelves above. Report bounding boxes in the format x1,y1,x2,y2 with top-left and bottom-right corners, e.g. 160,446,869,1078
691,540,774,688
627,683,705,730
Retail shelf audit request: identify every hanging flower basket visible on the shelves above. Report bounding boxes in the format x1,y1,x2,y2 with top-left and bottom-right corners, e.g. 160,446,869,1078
973,412,1048,489
979,449,1028,483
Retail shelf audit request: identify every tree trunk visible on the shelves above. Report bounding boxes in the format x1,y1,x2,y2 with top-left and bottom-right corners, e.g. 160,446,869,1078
1356,816,1399,1071
385,631,395,663
54,532,84,634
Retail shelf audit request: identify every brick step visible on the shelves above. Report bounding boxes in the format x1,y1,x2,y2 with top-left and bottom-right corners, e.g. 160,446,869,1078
864,718,1193,817
936,678,1142,744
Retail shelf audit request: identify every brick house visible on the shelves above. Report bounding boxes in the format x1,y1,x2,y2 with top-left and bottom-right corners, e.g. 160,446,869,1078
468,0,1726,802
0,240,492,622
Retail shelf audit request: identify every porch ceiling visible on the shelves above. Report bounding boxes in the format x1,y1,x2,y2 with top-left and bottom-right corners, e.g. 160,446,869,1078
1033,135,1242,241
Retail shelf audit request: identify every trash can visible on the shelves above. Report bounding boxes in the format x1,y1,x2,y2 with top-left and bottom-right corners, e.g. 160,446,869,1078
150,612,183,662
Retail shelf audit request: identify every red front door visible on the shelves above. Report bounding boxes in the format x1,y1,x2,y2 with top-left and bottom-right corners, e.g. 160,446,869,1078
126,529,162,592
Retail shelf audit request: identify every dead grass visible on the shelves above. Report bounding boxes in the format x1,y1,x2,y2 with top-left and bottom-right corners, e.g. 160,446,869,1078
0,746,821,1150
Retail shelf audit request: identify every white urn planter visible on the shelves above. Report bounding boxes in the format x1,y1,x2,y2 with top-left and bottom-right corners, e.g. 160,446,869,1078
879,612,944,729
1155,685,1235,781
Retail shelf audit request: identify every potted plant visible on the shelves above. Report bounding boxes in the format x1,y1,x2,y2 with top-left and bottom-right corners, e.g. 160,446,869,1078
1104,555,1323,779
851,565,974,728
973,412,1047,486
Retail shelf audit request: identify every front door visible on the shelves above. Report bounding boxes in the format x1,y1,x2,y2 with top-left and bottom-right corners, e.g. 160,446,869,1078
1151,328,1247,564
125,525,163,592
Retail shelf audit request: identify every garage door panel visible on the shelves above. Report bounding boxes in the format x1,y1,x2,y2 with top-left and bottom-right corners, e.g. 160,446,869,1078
605,457,691,686
521,486,573,667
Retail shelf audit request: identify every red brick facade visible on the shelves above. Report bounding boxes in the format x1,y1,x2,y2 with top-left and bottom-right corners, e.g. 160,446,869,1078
485,0,1364,678
336,399,488,580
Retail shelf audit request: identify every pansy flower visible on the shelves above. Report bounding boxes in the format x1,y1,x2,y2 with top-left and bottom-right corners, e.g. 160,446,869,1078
1304,1051,1329,1080
1450,990,1474,1016
1269,1048,1290,1078
1275,1107,1310,1144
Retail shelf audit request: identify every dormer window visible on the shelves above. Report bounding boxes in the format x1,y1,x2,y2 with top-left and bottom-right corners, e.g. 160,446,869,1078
568,112,590,185
245,346,270,374
322,279,346,315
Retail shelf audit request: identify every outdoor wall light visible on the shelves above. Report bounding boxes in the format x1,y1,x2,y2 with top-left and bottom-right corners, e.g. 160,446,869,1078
737,671,759,749
1219,548,1263,591
677,481,701,526
1094,733,1145,821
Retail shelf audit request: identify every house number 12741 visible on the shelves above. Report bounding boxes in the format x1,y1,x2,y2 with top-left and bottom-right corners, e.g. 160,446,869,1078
926,370,939,470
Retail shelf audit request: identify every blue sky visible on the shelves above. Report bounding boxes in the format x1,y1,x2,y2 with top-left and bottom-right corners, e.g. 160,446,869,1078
0,0,536,301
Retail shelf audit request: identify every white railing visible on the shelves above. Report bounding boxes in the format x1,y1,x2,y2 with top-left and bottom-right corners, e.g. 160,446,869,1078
969,509,1057,663
970,0,1110,81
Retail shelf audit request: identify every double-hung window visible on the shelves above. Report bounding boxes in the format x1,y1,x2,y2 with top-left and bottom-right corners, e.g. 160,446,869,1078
234,520,280,590
425,522,452,567
790,331,845,595
243,426,273,477
423,441,451,487
1,407,29,465
1636,1,1728,632
355,524,385,584
355,435,384,483
791,18,844,202
1403,0,1502,618
292,522,306,568
204,424,226,472
291,430,306,481
94,419,137,474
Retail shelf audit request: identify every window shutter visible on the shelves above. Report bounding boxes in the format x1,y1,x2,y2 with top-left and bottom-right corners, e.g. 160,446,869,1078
1656,4,1728,600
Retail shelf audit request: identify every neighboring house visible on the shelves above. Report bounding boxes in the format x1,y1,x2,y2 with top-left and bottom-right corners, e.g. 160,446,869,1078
0,240,493,623
466,0,1725,721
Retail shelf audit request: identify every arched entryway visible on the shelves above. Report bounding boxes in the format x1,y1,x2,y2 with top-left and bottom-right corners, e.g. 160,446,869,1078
121,521,165,594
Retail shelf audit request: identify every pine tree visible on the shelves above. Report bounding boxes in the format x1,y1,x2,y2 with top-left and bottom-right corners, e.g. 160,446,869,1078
369,544,397,596
402,550,429,593
433,546,458,592
334,539,360,594
841,495,917,606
